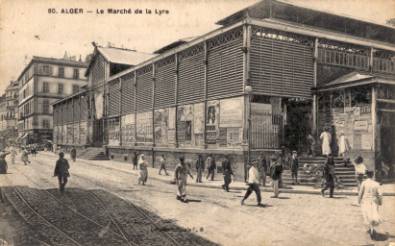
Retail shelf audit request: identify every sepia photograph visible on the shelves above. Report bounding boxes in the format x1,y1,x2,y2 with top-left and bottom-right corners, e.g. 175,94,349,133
0,0,395,245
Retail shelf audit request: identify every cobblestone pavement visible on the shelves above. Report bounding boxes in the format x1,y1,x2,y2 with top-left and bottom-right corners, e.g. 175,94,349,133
1,152,395,246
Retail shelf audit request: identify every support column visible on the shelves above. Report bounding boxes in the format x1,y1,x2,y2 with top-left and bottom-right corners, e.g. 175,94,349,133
79,94,82,145
369,47,374,73
152,64,156,167
134,72,137,146
119,77,123,147
72,97,75,145
203,41,208,148
174,54,179,148
372,86,377,152
312,38,319,137
242,23,251,181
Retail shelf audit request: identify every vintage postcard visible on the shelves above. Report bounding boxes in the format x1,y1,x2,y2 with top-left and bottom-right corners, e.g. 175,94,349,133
0,0,395,245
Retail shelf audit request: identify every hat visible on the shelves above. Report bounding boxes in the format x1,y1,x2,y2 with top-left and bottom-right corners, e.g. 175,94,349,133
354,156,363,164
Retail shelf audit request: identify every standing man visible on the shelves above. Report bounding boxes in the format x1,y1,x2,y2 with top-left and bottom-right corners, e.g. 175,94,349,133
138,154,148,185
270,156,283,198
241,160,263,206
70,147,77,162
53,152,70,194
21,148,30,165
0,152,10,174
321,160,336,198
132,152,138,170
206,155,216,181
221,156,233,192
290,151,299,185
320,127,332,156
158,154,169,176
259,154,268,187
175,157,193,202
195,154,205,183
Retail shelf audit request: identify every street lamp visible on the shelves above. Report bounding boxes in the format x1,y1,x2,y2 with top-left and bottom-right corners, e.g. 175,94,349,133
245,85,252,181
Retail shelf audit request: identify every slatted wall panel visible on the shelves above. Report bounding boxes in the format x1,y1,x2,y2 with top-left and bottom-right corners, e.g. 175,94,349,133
65,101,73,124
108,79,120,116
53,107,59,126
80,95,88,121
178,44,205,103
73,97,81,122
136,65,153,111
250,27,314,99
207,28,244,98
155,56,176,108
121,73,135,115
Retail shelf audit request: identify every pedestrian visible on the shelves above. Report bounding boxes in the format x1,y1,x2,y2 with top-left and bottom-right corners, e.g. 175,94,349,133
221,156,233,192
358,170,383,239
195,154,205,183
269,156,283,198
320,127,332,156
70,147,77,162
321,159,336,198
290,151,299,185
10,146,17,165
158,154,169,176
21,148,30,165
259,154,268,186
354,156,367,192
138,154,148,185
0,152,10,174
132,152,138,170
31,146,37,157
338,132,350,167
241,160,263,206
53,152,70,194
206,155,216,181
307,133,316,157
175,156,193,202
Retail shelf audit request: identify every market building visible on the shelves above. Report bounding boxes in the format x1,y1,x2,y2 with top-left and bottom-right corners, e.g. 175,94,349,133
53,0,395,181
17,56,88,144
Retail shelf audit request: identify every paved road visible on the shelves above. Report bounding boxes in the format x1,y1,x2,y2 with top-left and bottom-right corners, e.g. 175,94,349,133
1,152,395,246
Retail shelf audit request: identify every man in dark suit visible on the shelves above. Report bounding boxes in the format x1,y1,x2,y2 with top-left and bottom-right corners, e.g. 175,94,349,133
54,152,70,194
291,151,299,185
221,156,233,192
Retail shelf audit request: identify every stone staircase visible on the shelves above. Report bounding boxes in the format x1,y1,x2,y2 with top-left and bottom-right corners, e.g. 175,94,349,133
77,147,109,160
282,156,357,188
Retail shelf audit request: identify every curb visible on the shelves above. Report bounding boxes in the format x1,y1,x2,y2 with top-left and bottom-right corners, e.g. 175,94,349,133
39,152,395,197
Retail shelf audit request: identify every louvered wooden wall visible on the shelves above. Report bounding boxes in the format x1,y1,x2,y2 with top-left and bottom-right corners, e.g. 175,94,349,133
108,79,120,117
155,55,176,108
121,73,135,115
178,44,205,103
250,26,314,99
136,65,153,112
207,27,244,98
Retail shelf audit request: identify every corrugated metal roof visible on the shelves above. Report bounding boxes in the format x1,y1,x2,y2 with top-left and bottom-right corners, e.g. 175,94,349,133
97,47,155,65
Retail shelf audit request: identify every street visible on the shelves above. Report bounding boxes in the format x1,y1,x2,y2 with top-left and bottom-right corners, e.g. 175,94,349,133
1,152,395,246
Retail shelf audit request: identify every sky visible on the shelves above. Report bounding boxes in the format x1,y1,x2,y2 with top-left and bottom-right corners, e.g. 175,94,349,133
0,0,394,93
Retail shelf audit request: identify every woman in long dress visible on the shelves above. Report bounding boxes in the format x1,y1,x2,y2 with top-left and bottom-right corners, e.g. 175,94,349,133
358,170,383,239
320,127,332,156
338,132,350,166
137,154,148,185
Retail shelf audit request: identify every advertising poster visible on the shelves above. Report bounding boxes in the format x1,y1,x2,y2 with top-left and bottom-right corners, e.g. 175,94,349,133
194,103,204,134
136,112,153,143
177,105,193,143
154,108,169,145
220,97,243,128
206,100,219,144
121,114,135,146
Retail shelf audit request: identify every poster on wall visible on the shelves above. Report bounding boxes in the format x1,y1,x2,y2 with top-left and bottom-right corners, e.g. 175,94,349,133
194,103,204,134
177,105,193,143
227,128,241,146
136,112,153,143
121,114,135,146
220,97,243,128
154,108,169,145
206,100,219,144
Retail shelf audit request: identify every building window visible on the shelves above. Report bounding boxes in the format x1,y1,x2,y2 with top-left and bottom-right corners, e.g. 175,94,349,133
72,85,79,94
58,67,65,78
42,119,50,129
23,89,26,98
58,83,64,94
43,82,49,93
42,65,52,75
43,99,50,114
73,68,79,79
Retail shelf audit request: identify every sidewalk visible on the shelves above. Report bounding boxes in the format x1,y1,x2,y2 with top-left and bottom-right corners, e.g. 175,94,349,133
40,151,395,196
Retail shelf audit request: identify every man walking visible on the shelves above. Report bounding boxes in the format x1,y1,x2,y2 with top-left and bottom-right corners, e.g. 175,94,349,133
195,154,205,183
259,155,268,186
206,155,216,181
158,154,169,176
321,160,336,198
175,157,193,202
270,156,283,198
70,147,77,162
221,156,233,192
241,160,263,206
290,151,299,185
53,152,70,194
132,152,138,170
